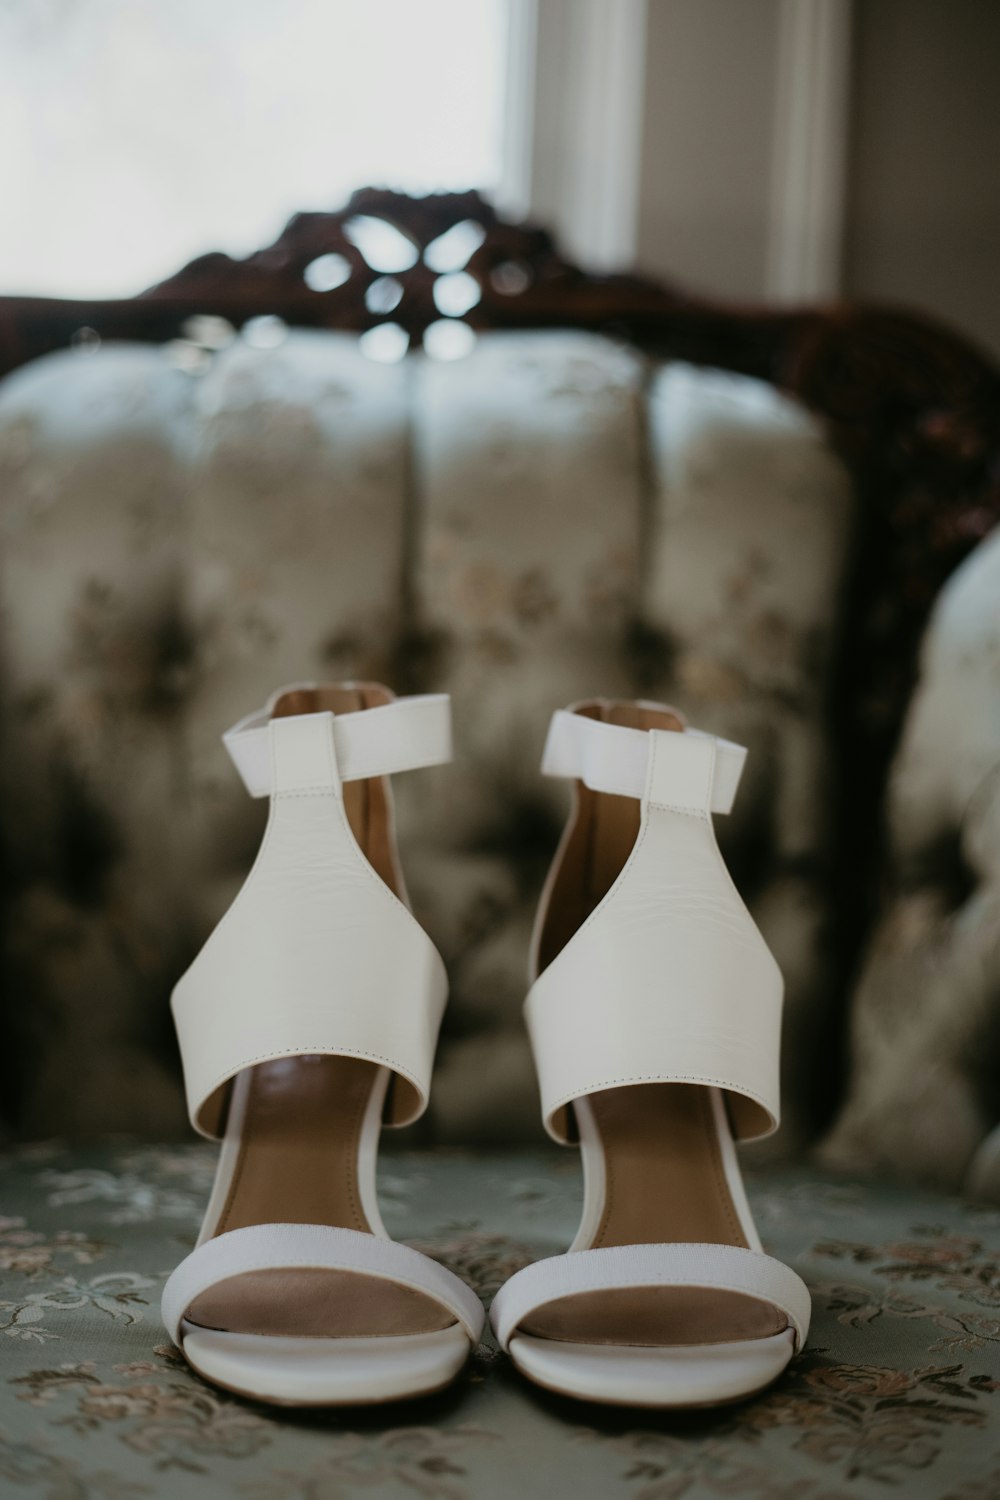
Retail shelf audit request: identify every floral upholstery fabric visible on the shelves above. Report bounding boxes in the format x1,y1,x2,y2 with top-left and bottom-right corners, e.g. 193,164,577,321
1,1141,999,1499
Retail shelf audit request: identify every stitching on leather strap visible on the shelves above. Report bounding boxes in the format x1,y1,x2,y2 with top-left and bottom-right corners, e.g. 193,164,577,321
646,801,709,819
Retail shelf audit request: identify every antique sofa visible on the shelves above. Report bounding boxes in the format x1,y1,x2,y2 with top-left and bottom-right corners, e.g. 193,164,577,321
1,192,998,1498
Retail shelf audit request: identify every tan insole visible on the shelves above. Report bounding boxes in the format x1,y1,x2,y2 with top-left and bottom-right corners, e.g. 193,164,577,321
186,685,455,1342
525,701,787,1350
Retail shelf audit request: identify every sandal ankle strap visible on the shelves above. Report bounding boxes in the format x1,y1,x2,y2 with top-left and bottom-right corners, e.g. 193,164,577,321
224,687,452,797
542,707,747,813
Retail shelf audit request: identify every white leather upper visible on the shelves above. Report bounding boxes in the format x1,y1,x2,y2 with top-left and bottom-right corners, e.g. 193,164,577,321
172,694,450,1137
528,713,783,1143
162,1222,485,1346
489,1241,811,1353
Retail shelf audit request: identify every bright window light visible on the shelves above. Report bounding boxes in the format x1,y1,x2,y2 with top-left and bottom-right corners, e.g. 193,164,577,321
0,0,509,297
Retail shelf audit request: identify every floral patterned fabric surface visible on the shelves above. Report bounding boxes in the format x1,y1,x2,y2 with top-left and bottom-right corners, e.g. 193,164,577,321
1,1142,999,1499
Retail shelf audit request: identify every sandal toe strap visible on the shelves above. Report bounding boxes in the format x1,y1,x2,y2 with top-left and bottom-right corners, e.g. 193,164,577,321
490,1243,810,1353
162,1223,485,1347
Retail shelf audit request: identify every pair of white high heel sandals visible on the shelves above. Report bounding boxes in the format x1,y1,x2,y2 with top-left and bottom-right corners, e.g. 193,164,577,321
161,683,810,1408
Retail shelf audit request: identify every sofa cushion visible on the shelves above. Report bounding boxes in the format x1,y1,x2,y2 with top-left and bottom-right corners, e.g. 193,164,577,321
824,528,1000,1192
0,328,854,1146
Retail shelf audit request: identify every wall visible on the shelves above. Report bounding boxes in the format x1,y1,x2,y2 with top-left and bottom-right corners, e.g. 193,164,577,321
635,0,782,302
844,0,1000,358
622,0,1000,355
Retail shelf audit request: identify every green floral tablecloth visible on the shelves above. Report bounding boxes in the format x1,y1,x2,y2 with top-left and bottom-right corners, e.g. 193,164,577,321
1,1142,999,1499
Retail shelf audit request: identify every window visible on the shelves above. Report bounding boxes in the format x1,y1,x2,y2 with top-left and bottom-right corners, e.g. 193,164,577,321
1,0,510,297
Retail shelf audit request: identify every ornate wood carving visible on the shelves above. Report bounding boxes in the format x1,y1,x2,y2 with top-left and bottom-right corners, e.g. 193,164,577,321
1,187,998,1045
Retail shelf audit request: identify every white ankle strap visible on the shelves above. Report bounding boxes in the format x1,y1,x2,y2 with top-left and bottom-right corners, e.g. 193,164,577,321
224,688,452,797
542,709,746,814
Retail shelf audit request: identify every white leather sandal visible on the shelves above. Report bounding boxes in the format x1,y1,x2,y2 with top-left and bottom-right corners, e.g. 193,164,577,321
161,683,484,1406
490,700,811,1407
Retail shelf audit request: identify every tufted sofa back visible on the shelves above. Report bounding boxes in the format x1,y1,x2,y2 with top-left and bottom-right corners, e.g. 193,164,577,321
0,327,864,1148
